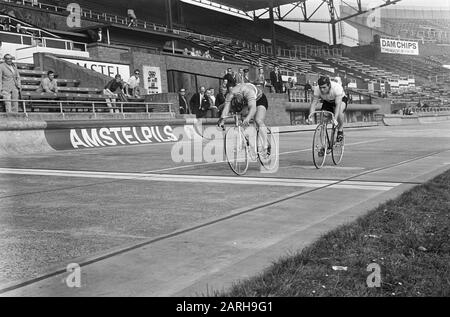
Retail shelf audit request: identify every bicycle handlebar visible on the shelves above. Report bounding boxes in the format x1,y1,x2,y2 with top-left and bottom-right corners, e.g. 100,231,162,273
308,110,336,121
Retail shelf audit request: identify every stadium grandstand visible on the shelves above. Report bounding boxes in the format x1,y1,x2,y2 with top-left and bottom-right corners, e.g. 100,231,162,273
0,0,449,120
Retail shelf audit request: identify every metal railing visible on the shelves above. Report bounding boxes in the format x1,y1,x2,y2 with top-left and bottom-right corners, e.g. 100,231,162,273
3,99,174,119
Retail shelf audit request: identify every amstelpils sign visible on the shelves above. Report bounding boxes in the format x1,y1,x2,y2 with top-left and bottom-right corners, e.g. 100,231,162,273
380,38,419,56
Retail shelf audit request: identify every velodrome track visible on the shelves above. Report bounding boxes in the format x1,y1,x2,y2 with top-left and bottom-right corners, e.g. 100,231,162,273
0,121,450,296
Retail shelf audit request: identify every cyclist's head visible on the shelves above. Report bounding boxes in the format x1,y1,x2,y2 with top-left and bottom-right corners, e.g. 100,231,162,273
230,93,244,112
318,76,331,94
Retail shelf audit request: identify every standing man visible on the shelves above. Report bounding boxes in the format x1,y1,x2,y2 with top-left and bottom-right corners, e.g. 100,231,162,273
0,54,21,113
223,68,235,89
127,9,137,27
304,80,312,102
189,86,209,118
207,88,218,118
236,68,245,85
179,88,190,114
125,69,141,98
270,66,283,93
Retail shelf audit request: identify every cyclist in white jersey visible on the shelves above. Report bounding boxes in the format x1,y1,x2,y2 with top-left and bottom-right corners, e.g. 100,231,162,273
307,76,348,142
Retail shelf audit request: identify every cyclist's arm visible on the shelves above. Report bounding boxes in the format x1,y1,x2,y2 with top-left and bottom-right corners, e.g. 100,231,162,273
244,98,257,123
334,94,344,119
309,95,320,117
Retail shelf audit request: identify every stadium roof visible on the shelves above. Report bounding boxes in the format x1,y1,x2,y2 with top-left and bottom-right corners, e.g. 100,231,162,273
209,0,299,11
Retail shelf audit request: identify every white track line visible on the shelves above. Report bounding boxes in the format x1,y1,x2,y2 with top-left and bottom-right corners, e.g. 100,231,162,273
0,168,398,191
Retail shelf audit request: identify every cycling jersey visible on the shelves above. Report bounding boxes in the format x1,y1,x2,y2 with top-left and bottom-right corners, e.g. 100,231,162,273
313,81,346,102
227,83,267,110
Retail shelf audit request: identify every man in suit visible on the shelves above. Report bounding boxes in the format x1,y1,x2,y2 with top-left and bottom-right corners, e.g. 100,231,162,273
189,86,210,118
223,68,235,90
215,86,227,117
179,88,190,115
270,66,283,93
0,54,21,113
236,68,244,85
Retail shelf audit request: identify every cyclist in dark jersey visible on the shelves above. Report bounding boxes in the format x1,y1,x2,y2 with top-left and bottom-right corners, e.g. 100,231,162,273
218,81,269,153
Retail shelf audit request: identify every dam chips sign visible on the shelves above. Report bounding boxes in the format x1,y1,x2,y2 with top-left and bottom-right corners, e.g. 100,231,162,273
380,38,419,56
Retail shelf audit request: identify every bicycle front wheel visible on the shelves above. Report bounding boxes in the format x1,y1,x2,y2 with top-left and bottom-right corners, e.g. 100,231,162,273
257,127,278,171
225,126,249,175
312,124,329,169
332,128,345,165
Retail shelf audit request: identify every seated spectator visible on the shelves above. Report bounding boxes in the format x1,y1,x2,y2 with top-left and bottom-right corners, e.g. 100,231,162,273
203,50,211,59
124,69,141,98
37,70,58,93
190,48,196,56
127,9,137,27
179,88,190,114
103,74,125,113
183,48,189,56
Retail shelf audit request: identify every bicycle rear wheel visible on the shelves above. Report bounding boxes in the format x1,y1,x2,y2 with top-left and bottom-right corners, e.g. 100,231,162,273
257,127,278,171
312,124,329,169
225,126,249,175
332,128,345,165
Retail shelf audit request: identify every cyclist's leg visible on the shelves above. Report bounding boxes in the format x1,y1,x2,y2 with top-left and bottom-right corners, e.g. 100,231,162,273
255,105,268,152
336,97,347,142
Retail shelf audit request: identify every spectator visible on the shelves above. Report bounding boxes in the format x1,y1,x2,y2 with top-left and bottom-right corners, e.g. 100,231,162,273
203,50,211,59
179,88,190,114
97,28,103,43
103,74,124,113
0,41,3,60
183,48,189,56
125,69,141,98
243,69,250,83
257,68,265,86
270,66,283,93
221,79,228,90
215,86,227,117
285,78,294,92
236,68,244,84
0,54,21,113
304,80,312,102
190,48,196,56
223,68,235,89
37,70,58,93
208,88,216,106
189,86,209,118
127,9,137,27
206,88,218,118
